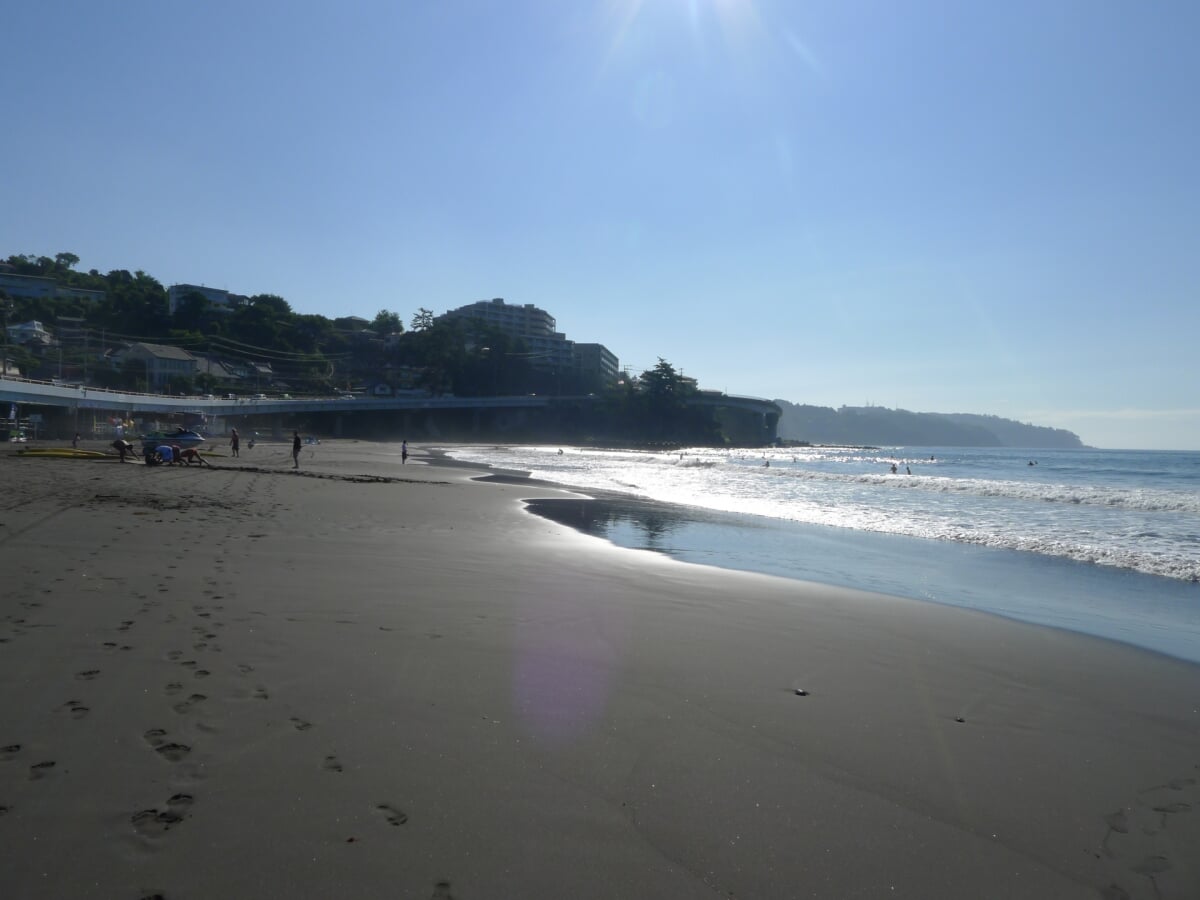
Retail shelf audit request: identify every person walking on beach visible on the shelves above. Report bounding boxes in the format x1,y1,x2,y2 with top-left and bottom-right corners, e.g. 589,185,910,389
230,428,240,458
401,440,408,464
292,430,302,468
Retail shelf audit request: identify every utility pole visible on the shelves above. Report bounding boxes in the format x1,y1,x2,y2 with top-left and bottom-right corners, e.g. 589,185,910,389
1,299,9,373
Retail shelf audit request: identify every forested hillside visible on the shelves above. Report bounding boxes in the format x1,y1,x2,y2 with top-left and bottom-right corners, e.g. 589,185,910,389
775,401,1084,448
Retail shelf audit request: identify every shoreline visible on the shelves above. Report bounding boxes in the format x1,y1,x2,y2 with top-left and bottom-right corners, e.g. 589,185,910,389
426,445,1200,667
2,441,1198,898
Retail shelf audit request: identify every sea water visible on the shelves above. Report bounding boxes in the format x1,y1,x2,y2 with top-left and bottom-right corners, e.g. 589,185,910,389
444,445,1200,663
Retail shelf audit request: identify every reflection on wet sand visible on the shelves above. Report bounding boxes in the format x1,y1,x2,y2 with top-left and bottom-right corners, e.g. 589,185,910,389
524,497,695,554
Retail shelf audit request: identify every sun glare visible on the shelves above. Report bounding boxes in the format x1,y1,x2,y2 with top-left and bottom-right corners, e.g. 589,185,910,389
601,0,763,65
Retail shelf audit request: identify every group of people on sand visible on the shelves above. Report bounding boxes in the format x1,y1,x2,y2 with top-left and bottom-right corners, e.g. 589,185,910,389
110,438,209,467
107,430,357,470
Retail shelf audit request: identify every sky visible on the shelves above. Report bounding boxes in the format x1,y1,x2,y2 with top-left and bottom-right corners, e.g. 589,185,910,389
4,0,1198,450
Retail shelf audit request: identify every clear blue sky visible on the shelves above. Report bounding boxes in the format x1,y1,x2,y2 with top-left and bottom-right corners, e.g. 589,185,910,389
5,1,1198,449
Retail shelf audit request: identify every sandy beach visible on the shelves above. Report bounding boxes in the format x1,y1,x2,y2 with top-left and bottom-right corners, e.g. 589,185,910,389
1,439,1197,900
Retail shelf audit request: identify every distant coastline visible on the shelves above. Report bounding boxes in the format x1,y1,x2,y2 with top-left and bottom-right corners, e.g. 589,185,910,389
774,400,1084,449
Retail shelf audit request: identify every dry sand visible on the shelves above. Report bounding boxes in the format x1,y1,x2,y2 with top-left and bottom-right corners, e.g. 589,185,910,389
0,439,1197,899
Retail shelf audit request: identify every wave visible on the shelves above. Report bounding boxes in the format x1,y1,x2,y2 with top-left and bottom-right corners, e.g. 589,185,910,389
768,468,1200,515
445,445,1200,583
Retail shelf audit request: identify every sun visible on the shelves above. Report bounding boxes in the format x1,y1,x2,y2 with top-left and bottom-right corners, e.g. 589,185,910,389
600,0,763,67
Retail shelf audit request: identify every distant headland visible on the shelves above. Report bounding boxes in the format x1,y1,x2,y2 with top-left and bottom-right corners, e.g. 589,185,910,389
774,401,1085,449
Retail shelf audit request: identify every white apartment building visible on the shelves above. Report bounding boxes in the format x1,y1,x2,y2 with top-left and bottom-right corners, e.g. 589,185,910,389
439,298,557,339
438,297,618,385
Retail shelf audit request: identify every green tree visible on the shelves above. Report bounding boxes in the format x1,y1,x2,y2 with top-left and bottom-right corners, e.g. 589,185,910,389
166,374,194,395
617,358,720,444
638,358,690,404
173,291,217,334
410,307,435,332
372,309,403,336
195,372,219,394
250,294,292,317
55,252,80,272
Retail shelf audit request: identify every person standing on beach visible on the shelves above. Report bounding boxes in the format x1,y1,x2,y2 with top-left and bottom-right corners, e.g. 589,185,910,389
230,428,240,458
401,440,408,464
292,430,301,468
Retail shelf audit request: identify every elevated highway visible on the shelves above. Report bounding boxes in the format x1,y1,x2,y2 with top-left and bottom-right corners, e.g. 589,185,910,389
0,377,780,443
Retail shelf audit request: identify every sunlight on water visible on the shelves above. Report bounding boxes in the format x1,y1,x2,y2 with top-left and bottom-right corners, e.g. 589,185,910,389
453,444,1200,582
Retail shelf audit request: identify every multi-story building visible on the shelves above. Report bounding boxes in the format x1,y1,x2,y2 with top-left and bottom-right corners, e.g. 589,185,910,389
439,298,557,341
438,298,618,388
167,284,248,316
0,272,105,304
573,343,620,385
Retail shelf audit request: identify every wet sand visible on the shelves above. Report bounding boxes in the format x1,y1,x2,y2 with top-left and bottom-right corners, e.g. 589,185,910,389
0,440,1198,899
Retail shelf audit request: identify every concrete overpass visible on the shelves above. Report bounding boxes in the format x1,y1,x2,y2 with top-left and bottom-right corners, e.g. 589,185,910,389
0,377,780,444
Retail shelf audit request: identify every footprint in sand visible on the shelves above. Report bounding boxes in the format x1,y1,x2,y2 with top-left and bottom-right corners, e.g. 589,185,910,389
1,744,21,760
376,803,408,826
290,717,314,731
430,882,455,900
131,793,195,834
143,728,192,762
59,700,89,719
155,742,192,762
323,755,344,773
252,687,269,700
164,682,183,696
172,694,207,715
75,669,100,681
237,664,254,675
1096,765,1200,896
29,760,56,781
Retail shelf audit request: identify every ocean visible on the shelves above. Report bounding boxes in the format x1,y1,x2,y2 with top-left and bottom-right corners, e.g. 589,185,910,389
442,444,1200,664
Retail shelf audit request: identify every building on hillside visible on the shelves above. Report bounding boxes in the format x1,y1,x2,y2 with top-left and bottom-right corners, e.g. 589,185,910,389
572,342,620,387
439,298,557,340
0,272,106,304
167,283,249,316
333,316,371,333
6,320,54,347
117,342,197,391
193,356,243,388
437,298,619,387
